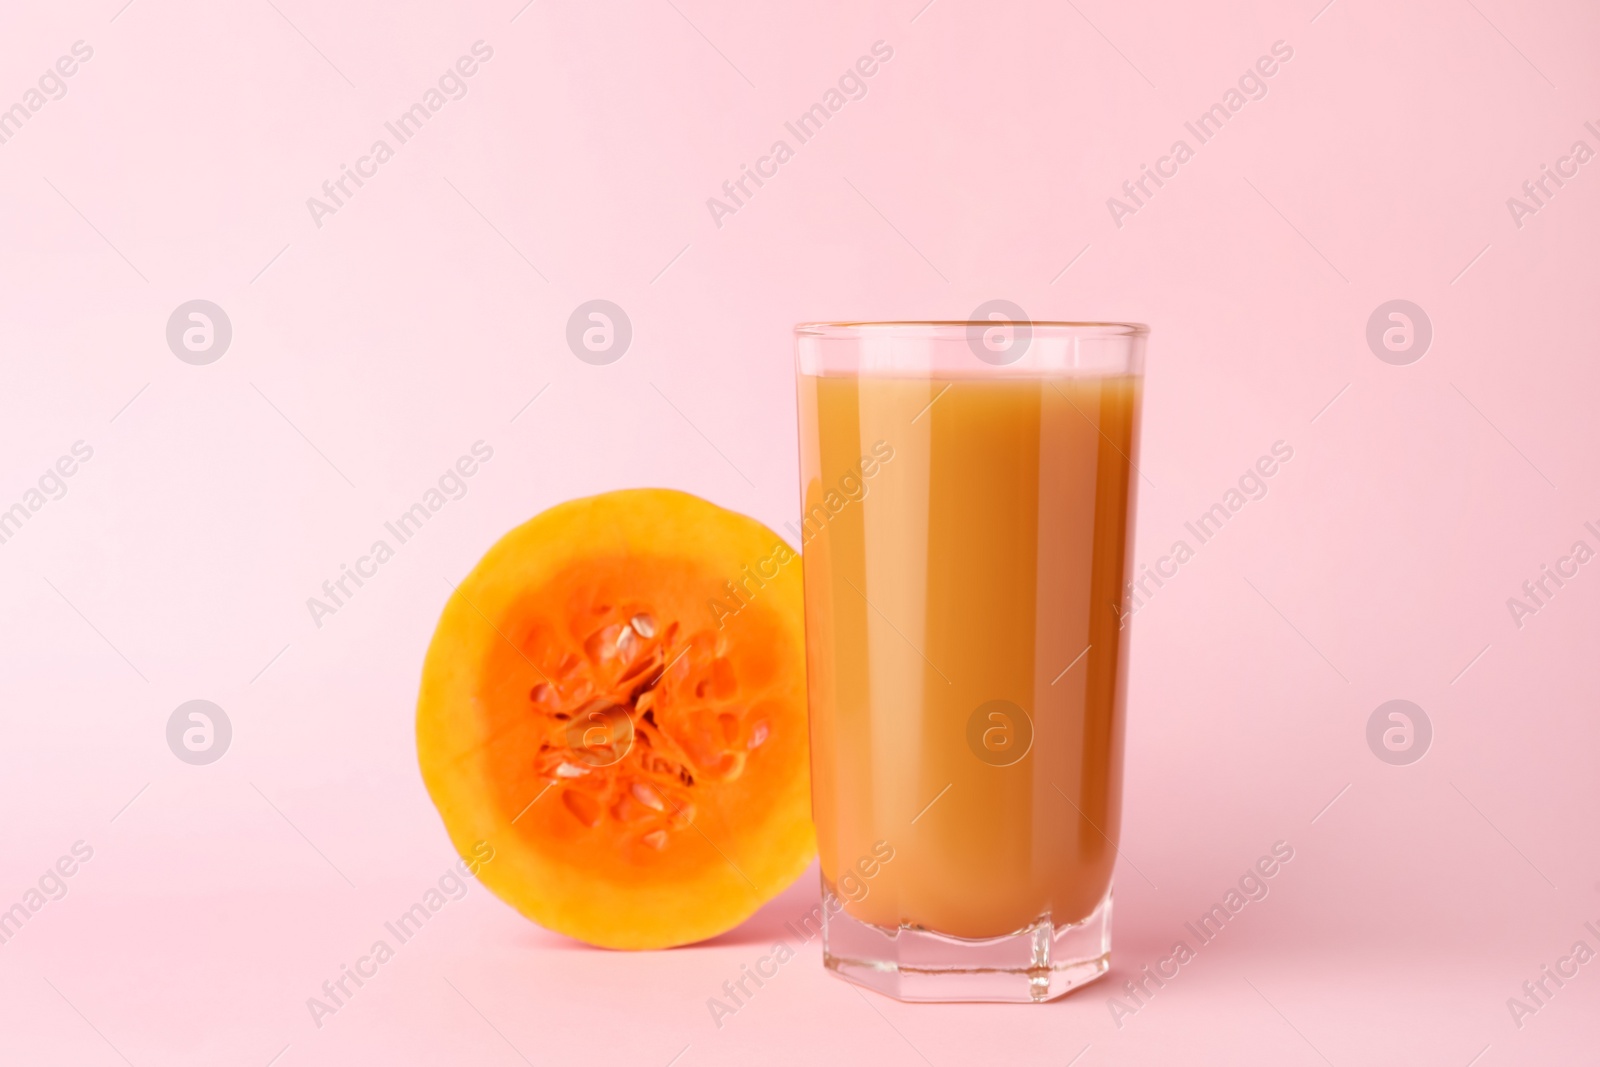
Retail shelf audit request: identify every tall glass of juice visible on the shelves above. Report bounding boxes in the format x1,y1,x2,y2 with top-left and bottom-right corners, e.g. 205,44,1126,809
794,319,1146,1002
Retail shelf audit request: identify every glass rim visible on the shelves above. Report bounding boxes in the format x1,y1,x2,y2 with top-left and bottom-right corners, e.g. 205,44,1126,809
795,320,1149,338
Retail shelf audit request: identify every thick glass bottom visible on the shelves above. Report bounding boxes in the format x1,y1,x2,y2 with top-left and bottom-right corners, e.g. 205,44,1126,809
821,890,1112,1003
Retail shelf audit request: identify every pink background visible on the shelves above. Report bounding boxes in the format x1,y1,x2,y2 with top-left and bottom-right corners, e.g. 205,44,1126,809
2,0,1598,1063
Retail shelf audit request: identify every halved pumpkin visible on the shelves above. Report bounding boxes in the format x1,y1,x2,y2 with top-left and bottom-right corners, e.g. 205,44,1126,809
417,489,813,949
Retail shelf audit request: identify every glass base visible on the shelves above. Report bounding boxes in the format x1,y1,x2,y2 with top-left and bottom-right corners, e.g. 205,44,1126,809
821,891,1111,1003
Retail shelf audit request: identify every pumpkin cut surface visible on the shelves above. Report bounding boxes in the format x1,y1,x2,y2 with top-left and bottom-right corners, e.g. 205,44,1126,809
417,489,813,949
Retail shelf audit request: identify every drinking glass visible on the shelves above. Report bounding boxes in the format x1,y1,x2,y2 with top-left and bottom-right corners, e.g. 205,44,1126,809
793,319,1147,1002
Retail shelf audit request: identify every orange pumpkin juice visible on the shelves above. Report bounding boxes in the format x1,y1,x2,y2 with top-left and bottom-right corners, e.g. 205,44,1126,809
798,372,1140,941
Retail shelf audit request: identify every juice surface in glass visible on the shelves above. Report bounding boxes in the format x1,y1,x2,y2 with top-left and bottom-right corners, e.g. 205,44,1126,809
798,369,1140,942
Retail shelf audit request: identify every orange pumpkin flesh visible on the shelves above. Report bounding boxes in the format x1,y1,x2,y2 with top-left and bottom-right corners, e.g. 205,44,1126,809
417,489,813,949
